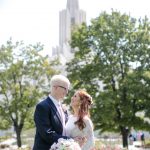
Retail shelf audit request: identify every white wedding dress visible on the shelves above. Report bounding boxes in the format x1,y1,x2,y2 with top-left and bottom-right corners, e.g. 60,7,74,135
65,115,95,150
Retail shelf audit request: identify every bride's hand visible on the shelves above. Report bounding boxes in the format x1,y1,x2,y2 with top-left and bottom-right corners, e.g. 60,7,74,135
74,136,87,147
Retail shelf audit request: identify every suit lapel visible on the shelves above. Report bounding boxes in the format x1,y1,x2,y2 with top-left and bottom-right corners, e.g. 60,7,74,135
46,97,63,125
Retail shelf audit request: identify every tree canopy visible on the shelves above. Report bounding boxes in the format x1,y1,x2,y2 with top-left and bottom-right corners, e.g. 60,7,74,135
66,11,150,147
0,39,58,147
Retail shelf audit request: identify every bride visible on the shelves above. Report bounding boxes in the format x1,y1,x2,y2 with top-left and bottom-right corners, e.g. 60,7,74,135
65,89,95,150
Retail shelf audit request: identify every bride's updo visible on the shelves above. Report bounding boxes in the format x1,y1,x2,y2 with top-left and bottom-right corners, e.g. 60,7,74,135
75,89,93,130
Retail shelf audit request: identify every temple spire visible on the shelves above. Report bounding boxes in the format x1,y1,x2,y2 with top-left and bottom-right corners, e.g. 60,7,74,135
67,0,79,11
52,0,86,62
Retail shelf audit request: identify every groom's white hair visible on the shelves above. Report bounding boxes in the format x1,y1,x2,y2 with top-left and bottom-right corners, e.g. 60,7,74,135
50,74,70,89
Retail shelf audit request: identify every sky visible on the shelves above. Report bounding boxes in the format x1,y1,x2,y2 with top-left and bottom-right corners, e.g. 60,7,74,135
0,0,150,56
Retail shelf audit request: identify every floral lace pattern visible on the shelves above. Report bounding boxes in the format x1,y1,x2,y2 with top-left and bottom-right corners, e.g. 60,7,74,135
65,115,95,150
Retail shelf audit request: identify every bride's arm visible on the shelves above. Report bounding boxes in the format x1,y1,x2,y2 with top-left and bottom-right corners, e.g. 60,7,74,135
82,118,95,150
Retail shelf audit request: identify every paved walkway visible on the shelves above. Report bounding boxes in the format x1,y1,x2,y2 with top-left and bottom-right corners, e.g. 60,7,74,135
126,141,149,150
114,141,148,150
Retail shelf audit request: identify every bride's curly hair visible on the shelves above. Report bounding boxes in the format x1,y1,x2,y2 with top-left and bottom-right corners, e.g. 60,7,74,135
74,89,93,130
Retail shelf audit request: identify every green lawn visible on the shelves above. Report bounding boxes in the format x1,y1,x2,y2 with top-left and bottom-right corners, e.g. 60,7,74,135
1,129,150,150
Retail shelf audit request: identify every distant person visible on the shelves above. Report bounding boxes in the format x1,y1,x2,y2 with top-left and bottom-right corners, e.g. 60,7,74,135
129,134,133,145
141,132,145,147
132,132,137,141
133,136,137,141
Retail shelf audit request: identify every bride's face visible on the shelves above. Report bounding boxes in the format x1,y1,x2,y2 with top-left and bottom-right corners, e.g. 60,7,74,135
70,92,81,108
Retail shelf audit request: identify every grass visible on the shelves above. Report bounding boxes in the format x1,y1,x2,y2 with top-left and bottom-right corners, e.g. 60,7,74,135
21,128,35,148
94,139,124,150
1,129,150,150
0,135,12,142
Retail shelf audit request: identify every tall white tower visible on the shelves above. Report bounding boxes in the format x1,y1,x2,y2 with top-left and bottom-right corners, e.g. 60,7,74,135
59,0,86,47
52,0,86,62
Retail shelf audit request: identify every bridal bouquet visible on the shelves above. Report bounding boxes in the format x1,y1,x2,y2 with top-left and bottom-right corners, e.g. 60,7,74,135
50,138,81,150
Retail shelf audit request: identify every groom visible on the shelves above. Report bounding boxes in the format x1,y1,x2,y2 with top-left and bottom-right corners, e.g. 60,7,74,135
33,74,70,150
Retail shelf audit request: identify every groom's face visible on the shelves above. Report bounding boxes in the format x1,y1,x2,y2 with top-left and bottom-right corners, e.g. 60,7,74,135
55,82,69,100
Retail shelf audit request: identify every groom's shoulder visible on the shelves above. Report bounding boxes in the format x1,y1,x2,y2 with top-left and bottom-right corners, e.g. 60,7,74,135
36,97,50,107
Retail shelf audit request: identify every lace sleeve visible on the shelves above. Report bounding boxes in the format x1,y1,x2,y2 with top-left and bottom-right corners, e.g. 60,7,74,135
82,117,95,150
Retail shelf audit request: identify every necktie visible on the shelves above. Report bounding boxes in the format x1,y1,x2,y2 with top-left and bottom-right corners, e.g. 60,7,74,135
58,104,66,135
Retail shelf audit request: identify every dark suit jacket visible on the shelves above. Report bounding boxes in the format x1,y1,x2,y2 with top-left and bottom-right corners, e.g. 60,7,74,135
33,97,68,150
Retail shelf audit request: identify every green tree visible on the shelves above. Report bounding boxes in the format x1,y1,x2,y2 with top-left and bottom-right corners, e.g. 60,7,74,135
66,11,150,148
0,39,57,147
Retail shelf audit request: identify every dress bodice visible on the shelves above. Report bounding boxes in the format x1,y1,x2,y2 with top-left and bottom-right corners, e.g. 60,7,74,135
65,115,95,150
